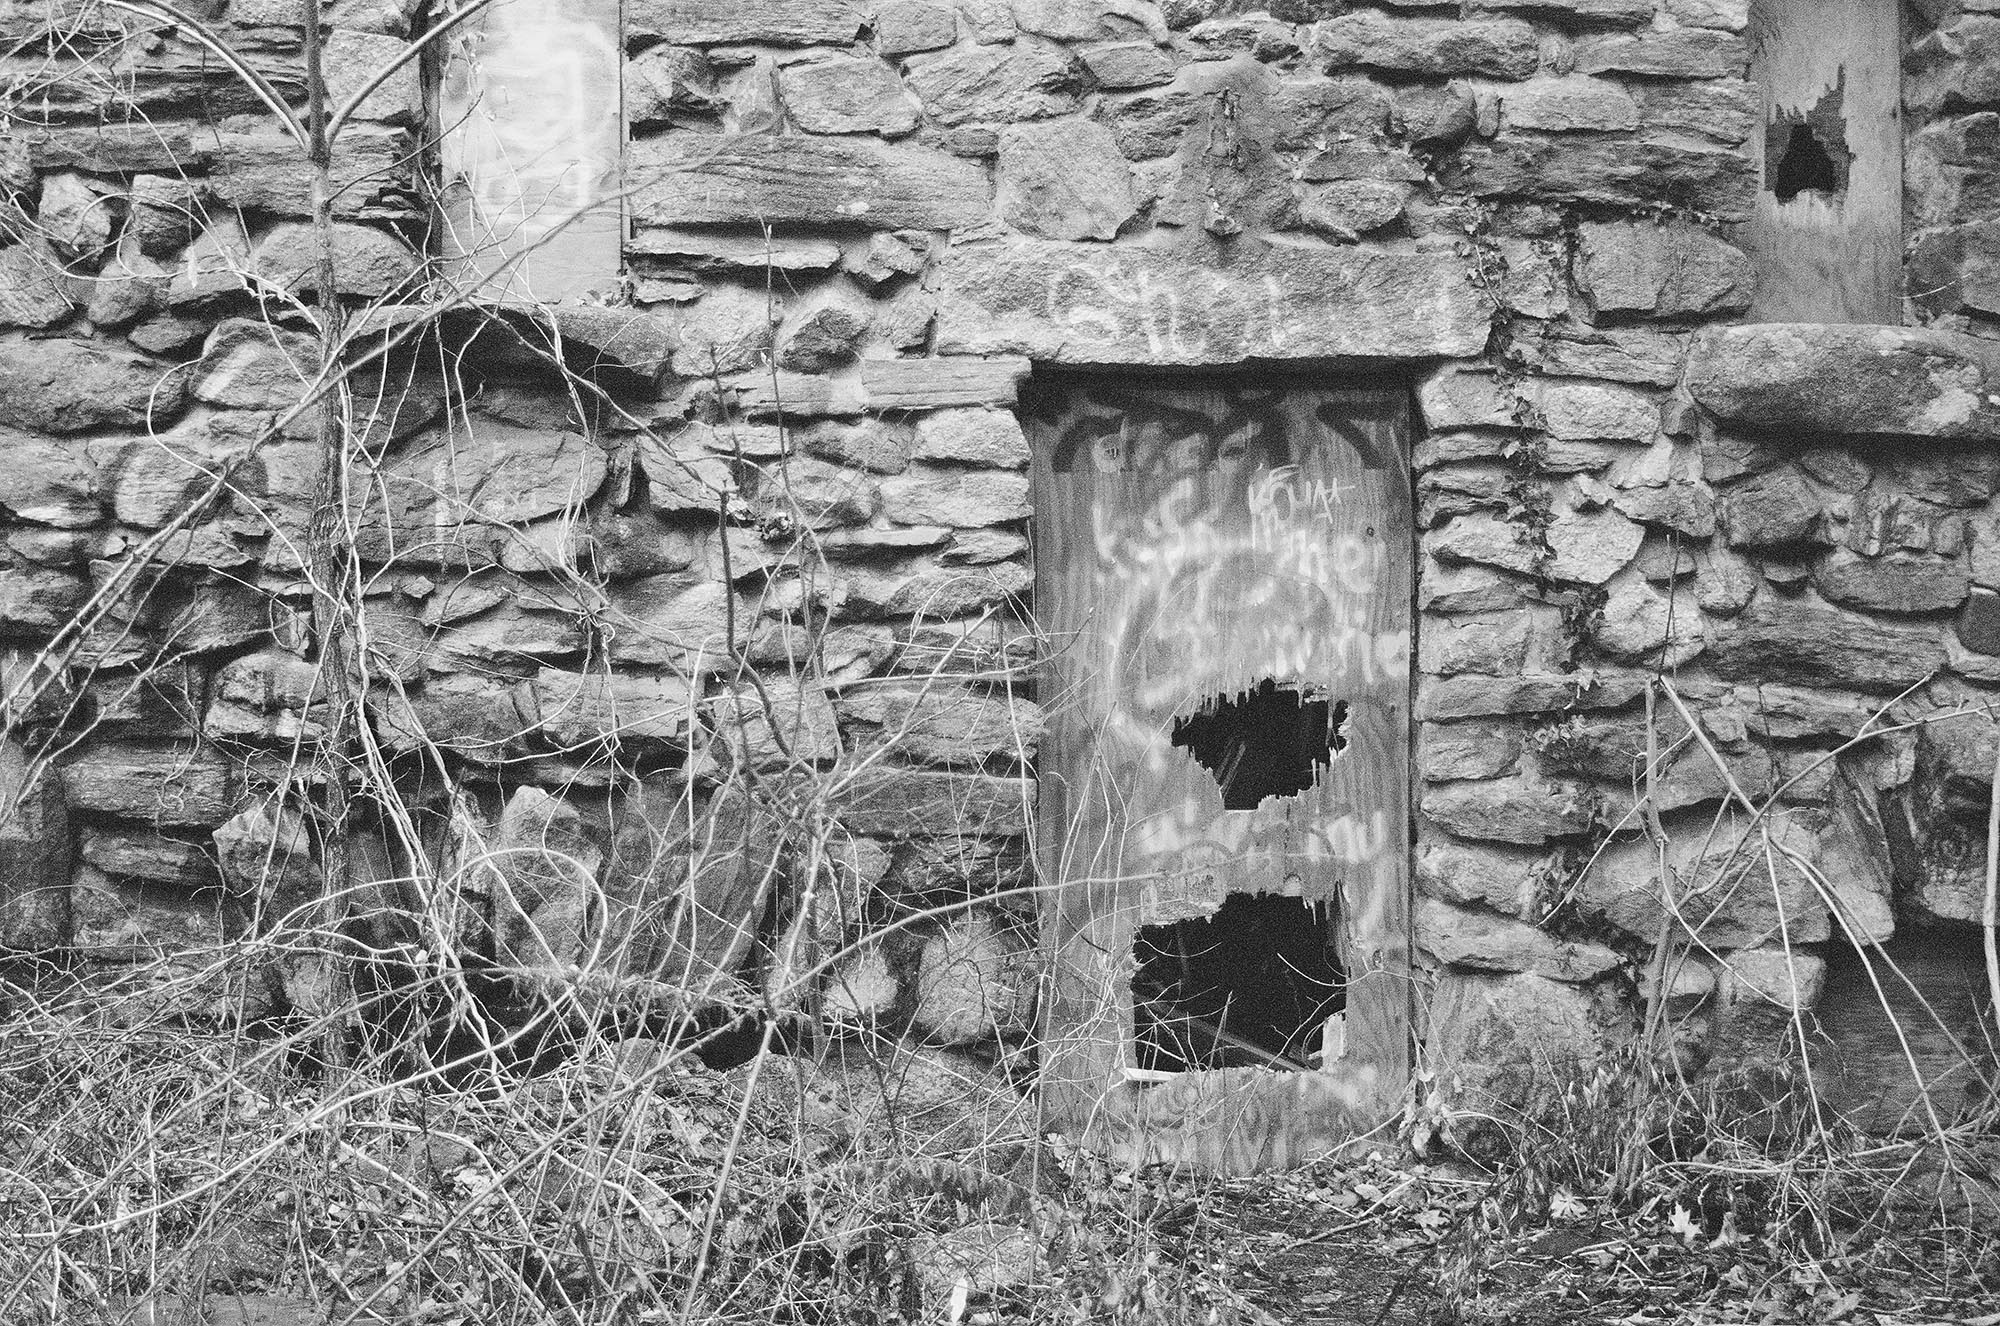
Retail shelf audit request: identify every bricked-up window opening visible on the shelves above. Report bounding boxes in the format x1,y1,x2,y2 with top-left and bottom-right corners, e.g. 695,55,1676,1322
1132,895,1344,1072
1170,680,1348,810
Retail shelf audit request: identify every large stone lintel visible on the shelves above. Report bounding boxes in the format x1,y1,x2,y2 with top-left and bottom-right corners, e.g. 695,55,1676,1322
629,135,990,232
933,238,1492,365
1687,323,2000,442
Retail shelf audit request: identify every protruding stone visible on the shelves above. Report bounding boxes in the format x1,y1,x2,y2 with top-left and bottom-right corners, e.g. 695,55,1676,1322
1688,324,2000,441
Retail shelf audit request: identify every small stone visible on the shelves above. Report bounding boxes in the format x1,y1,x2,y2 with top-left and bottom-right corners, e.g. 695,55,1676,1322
911,912,1034,1043
83,238,169,327
1415,838,1545,917
1416,898,1621,982
874,0,956,55
1422,972,1609,1116
835,682,1044,765
1719,466,1821,548
823,943,900,1025
880,465,1031,528
1539,380,1659,441
1501,75,1639,133
1417,721,1522,782
1593,566,1704,666
1709,590,1945,691
1312,12,1539,79
799,418,913,474
779,56,922,136
69,866,232,957
490,787,600,969
704,676,840,768
904,42,1081,127
995,120,1139,242
1080,40,1176,88
913,408,1030,468
1296,180,1408,240
1421,775,1595,845
1812,547,1970,615
0,336,186,434
192,319,319,409
777,304,871,373
1395,80,1476,148
1958,588,2000,654
1573,27,1746,78
1577,220,1753,320
0,238,73,329
37,172,116,261
0,741,69,951
251,222,421,299
627,45,722,123
212,800,321,904
167,217,253,306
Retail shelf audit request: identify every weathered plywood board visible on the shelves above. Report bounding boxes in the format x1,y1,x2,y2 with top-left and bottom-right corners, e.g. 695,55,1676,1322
1742,0,1902,323
437,0,622,304
1029,379,1413,1171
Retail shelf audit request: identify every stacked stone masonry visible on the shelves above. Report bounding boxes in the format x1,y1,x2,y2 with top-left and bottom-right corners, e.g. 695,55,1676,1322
0,0,1994,1136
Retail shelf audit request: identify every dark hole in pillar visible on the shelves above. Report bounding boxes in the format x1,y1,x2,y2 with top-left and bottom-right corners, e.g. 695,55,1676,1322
1772,124,1842,202
1171,679,1347,810
1132,893,1344,1072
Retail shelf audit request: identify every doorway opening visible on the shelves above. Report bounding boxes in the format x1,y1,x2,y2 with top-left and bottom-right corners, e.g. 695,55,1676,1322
1132,893,1345,1072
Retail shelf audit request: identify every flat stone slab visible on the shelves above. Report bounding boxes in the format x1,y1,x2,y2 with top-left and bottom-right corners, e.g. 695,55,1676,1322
1687,323,2000,441
630,134,989,232
934,238,1492,364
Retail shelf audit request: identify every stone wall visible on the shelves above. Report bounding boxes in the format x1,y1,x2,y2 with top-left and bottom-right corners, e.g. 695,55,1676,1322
0,0,1994,1144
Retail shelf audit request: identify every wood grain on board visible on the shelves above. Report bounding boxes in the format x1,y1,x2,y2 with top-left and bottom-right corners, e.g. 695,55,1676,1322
1029,379,1413,1171
437,0,623,304
1741,0,1902,323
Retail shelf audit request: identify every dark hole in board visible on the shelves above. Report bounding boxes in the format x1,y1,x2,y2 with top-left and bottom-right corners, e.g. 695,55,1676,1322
1171,679,1347,810
1132,893,1345,1072
1772,123,1842,202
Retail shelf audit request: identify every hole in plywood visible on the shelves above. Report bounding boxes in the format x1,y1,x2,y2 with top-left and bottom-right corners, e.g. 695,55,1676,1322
1171,680,1347,810
1132,894,1345,1073
1765,72,1851,204
1772,124,1842,201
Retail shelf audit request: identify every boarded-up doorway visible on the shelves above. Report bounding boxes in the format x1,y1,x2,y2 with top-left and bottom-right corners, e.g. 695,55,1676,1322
1027,377,1413,1172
